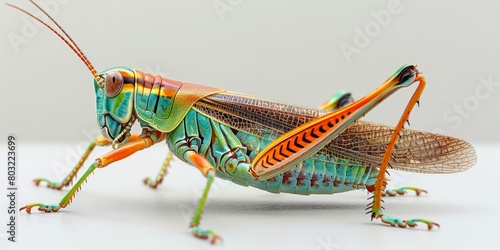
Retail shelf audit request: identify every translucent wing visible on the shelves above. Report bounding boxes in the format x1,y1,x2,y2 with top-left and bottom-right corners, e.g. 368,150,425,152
327,120,476,173
194,92,476,174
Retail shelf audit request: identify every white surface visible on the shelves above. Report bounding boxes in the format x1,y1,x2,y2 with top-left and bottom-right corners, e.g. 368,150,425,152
1,0,500,142
0,143,498,250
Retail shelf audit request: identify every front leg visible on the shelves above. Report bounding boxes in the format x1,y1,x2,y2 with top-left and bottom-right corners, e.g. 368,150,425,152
33,136,109,190
34,135,136,190
21,130,163,213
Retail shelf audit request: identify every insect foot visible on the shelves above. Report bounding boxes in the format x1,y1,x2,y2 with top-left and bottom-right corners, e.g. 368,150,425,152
191,226,222,245
382,186,428,197
143,152,173,189
20,203,63,213
373,212,440,230
33,178,66,190
143,177,161,189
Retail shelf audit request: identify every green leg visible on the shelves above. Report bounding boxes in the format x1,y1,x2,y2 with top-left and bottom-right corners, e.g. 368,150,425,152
34,136,110,190
143,152,173,189
22,162,99,213
21,135,158,213
187,152,221,244
191,170,220,244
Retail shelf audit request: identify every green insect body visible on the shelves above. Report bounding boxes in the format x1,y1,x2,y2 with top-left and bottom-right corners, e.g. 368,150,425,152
98,67,379,195
168,109,380,195
9,1,477,245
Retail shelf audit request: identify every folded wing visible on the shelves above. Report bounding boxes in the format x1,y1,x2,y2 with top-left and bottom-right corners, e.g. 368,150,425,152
193,92,476,174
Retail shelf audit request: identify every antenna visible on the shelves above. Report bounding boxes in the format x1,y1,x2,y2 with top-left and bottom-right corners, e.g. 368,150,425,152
6,0,102,85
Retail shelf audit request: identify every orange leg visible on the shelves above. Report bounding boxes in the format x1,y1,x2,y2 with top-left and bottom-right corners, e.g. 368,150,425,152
34,134,142,190
369,75,438,230
21,131,161,213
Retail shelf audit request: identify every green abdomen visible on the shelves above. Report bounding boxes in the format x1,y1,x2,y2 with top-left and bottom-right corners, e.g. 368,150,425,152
166,109,378,195
234,130,378,195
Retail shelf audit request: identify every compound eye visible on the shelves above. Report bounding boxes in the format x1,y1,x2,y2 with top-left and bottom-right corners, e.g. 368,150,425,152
105,71,124,98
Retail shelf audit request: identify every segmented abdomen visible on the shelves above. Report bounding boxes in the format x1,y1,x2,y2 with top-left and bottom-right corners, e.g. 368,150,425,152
166,109,378,195
235,130,378,195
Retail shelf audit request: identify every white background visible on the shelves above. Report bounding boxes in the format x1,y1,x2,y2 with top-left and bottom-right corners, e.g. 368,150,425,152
1,1,500,250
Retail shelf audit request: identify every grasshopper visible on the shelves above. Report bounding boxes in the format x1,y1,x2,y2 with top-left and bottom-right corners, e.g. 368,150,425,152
10,1,477,244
